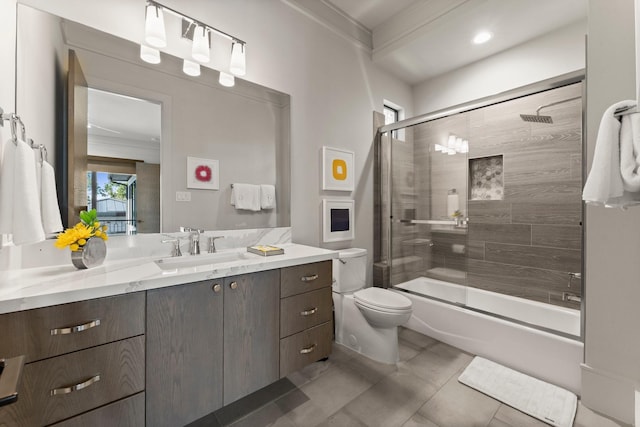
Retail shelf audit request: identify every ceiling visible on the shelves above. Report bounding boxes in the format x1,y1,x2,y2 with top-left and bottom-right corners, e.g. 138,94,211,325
325,0,587,85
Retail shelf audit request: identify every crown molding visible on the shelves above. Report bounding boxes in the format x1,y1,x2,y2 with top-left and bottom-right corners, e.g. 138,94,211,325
281,0,373,52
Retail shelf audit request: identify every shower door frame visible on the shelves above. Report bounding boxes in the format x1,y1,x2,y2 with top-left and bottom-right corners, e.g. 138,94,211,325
376,69,586,340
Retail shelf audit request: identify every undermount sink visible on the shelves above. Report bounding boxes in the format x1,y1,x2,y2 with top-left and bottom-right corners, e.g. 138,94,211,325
154,251,245,270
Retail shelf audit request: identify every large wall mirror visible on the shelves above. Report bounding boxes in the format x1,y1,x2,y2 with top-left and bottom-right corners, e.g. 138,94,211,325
15,4,291,235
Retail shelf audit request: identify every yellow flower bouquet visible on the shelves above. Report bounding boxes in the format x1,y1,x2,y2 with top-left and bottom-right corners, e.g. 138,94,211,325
55,209,108,251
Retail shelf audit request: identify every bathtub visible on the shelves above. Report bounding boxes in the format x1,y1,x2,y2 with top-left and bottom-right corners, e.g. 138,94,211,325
394,276,583,394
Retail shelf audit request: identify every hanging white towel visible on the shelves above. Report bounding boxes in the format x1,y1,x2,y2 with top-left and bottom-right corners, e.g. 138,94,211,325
40,160,63,234
260,184,276,210
230,183,261,211
582,100,640,208
620,111,640,191
0,139,46,244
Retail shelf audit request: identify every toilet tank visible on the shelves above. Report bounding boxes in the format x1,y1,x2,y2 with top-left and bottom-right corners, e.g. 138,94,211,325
332,248,367,293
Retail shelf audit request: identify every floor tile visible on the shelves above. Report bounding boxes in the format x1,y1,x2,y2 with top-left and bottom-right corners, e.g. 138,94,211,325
401,413,440,427
315,409,370,427
343,371,439,427
399,327,438,349
418,376,501,427
228,403,296,427
336,347,398,384
399,342,473,388
492,404,549,427
398,338,421,362
574,402,630,427
276,364,372,427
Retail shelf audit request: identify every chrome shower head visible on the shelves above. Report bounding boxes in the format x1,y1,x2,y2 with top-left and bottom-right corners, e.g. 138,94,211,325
519,113,553,124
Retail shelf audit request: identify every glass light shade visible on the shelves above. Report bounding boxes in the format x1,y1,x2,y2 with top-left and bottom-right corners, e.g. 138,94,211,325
219,71,235,87
447,148,456,155
434,144,442,152
183,59,201,76
461,140,469,153
192,25,210,63
140,45,161,64
229,42,246,76
473,31,492,45
455,137,463,152
144,4,166,48
447,134,456,149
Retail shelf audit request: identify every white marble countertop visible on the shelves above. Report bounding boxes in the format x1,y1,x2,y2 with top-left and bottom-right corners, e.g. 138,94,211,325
0,243,337,315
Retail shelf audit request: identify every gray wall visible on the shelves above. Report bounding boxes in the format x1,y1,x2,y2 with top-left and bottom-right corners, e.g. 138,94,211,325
582,0,640,423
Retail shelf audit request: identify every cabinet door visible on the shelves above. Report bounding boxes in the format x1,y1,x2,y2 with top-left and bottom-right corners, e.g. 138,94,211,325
223,270,280,405
146,280,224,427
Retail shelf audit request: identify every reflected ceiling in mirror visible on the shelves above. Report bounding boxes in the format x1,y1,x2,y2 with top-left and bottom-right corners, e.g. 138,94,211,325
16,5,291,234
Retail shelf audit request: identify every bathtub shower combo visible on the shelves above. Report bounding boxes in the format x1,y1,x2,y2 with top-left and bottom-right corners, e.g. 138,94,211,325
376,73,585,393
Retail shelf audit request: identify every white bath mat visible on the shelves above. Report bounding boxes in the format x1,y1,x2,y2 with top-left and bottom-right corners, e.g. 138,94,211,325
458,357,577,427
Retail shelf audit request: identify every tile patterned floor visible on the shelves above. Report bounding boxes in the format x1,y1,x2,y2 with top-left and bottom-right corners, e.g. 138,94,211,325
203,328,630,427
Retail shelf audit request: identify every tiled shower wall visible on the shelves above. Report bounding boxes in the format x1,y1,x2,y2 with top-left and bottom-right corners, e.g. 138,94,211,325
464,83,583,308
378,83,583,309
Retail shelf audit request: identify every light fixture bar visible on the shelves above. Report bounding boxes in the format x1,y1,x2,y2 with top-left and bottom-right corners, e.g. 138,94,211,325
147,0,246,45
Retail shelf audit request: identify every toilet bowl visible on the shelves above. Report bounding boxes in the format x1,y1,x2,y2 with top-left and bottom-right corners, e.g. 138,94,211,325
333,248,413,364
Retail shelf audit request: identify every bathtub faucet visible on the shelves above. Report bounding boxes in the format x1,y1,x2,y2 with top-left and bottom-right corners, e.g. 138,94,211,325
562,292,582,303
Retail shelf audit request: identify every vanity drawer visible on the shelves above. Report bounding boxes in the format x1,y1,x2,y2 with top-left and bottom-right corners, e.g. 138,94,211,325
50,392,145,427
0,292,145,363
280,321,332,378
280,261,332,298
280,287,332,338
0,335,145,427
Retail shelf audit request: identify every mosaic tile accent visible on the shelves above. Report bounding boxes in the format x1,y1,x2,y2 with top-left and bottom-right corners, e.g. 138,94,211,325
470,155,504,200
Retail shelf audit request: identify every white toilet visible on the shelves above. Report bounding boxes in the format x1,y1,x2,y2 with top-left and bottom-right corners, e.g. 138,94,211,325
332,248,413,364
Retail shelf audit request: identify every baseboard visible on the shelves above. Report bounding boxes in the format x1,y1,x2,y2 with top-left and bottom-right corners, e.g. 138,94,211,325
580,363,637,425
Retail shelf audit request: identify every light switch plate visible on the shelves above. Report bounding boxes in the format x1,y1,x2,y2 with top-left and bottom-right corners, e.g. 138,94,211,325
176,191,191,202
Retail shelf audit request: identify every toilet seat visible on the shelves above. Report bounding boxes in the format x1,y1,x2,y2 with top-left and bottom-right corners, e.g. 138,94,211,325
354,288,412,311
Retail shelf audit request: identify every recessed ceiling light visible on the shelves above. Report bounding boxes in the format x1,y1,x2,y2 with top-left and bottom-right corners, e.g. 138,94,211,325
473,31,492,45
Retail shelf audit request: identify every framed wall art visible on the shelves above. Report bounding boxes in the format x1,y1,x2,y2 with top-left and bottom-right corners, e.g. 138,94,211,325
322,146,354,191
322,199,355,242
187,156,220,190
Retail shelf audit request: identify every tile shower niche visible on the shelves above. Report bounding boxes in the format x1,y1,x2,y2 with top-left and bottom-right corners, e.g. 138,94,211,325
469,155,504,200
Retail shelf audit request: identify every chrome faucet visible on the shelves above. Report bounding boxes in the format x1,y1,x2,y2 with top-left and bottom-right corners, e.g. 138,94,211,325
180,227,204,255
208,236,223,253
161,237,182,257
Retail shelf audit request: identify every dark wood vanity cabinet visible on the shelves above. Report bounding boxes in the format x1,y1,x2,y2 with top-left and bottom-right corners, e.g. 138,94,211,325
0,260,332,427
0,294,146,426
146,279,224,427
279,261,333,377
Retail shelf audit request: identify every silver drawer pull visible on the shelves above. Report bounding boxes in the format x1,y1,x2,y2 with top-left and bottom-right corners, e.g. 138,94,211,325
300,307,318,316
300,274,318,282
50,374,101,396
50,319,101,336
300,344,316,354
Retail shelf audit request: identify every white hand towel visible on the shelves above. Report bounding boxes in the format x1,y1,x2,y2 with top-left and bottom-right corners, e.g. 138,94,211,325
0,139,46,244
230,183,261,211
582,100,640,207
40,160,63,234
0,140,16,234
620,112,640,191
260,184,276,209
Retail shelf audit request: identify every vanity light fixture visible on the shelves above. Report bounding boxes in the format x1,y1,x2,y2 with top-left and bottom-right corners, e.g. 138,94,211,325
191,25,210,63
140,45,161,64
183,59,201,77
219,71,235,87
141,0,247,86
442,134,469,155
473,31,492,45
144,3,167,48
229,41,246,76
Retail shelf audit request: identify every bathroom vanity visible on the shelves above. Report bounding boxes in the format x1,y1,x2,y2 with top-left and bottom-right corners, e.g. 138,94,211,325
0,243,335,426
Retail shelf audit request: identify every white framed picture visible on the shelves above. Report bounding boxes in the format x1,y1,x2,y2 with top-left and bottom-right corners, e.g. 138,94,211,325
322,199,355,242
187,156,220,190
322,146,354,191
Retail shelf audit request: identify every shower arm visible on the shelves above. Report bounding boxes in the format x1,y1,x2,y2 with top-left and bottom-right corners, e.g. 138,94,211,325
534,96,581,114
